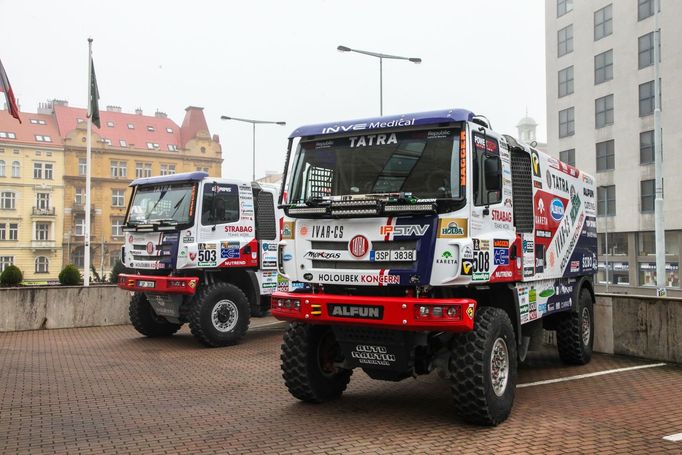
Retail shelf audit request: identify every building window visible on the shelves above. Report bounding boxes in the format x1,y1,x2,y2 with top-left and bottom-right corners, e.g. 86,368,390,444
0,160,4,177
640,179,655,212
595,94,614,128
166,127,173,133
558,25,573,57
639,80,657,117
103,138,112,145
596,140,615,171
558,66,574,98
112,189,125,207
597,185,616,216
127,123,134,129
75,216,85,236
160,163,176,176
36,192,50,210
557,0,573,17
0,256,14,272
135,162,152,178
30,119,46,125
72,247,84,268
33,162,42,179
0,223,18,241
79,158,87,176
168,144,177,151
35,135,52,142
594,4,613,41
146,142,159,150
107,121,114,127
147,125,155,132
638,32,660,69
558,107,575,138
110,160,127,178
638,231,678,256
1,191,16,209
34,256,49,274
12,160,20,177
45,163,53,179
594,50,613,85
639,262,679,287
119,139,127,148
640,130,654,164
598,232,629,256
111,217,124,237
0,132,17,139
560,149,575,166
74,188,84,206
638,0,655,21
35,222,50,241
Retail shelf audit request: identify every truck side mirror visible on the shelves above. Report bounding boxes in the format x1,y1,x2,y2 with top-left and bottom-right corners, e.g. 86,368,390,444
484,155,502,192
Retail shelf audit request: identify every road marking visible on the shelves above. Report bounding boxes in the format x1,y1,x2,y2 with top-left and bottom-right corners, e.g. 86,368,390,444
251,320,287,330
518,363,666,388
663,433,682,442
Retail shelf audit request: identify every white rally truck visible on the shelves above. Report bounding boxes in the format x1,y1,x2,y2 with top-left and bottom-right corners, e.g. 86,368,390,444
272,109,598,425
117,171,286,347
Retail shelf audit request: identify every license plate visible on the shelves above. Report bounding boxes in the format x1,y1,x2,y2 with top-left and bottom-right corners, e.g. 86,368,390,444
137,280,156,288
370,250,415,262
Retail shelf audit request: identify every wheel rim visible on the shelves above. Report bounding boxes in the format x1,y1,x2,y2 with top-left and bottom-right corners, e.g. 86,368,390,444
490,337,509,397
581,307,591,346
317,331,339,378
211,299,238,333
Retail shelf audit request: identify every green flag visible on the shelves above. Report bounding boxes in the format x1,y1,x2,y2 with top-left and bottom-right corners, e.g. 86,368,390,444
89,58,100,128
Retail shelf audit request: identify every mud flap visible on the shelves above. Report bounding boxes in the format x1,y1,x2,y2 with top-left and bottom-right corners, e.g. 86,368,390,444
332,326,415,371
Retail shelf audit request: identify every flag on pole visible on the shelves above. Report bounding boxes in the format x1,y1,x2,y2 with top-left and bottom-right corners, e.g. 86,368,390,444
89,58,100,128
0,57,21,123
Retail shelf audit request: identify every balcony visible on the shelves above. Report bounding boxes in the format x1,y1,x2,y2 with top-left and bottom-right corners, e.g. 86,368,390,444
71,203,96,213
32,207,56,216
31,240,57,250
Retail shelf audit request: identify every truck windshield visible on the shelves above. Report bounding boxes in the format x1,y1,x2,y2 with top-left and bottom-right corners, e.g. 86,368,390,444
289,127,461,203
126,182,196,226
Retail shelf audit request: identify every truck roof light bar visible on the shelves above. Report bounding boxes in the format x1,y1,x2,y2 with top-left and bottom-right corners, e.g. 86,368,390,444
288,207,328,215
384,204,435,213
330,208,379,216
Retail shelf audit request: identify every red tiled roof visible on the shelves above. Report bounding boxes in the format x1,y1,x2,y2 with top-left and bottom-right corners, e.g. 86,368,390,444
53,105,182,152
0,109,63,147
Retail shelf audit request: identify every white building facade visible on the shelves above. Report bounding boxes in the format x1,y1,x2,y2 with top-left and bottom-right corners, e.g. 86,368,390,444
545,0,682,294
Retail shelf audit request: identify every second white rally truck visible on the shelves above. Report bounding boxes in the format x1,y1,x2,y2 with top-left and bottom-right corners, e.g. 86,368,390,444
117,171,287,347
272,108,598,425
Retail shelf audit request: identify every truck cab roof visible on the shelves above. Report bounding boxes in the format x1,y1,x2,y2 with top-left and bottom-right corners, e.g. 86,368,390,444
129,172,257,188
288,108,476,139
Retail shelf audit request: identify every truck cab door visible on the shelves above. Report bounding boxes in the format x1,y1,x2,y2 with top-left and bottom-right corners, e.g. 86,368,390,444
468,128,516,281
197,182,258,268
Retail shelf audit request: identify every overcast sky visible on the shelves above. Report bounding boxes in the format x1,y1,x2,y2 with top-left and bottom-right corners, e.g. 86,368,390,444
2,0,547,180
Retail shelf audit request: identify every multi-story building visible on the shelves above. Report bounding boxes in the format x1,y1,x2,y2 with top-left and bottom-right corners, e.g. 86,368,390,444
39,101,222,278
0,110,65,282
545,0,682,295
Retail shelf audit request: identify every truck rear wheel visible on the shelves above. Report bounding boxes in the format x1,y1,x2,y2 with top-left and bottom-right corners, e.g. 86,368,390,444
556,288,594,365
449,306,517,426
281,323,352,403
129,293,182,337
188,283,250,347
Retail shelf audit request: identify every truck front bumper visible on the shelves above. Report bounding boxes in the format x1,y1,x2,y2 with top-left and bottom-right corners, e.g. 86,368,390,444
117,274,199,295
271,292,477,332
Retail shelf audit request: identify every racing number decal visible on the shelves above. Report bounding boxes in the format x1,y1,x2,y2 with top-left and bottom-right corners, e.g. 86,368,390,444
461,251,489,275
198,250,217,263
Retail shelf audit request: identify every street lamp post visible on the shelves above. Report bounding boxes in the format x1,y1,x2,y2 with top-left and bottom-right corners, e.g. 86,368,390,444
337,45,421,116
220,116,286,182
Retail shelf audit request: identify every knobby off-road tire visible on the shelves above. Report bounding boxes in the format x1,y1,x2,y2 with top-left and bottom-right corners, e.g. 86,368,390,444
449,306,518,426
281,323,352,403
188,282,250,347
557,287,594,365
128,292,182,337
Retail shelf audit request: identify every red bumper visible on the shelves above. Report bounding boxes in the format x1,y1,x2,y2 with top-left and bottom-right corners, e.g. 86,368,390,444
117,274,199,295
271,292,477,332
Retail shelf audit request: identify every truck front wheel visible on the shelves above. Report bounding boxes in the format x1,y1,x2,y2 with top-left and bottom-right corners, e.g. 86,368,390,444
449,306,517,426
188,283,250,347
281,323,352,403
129,293,182,337
556,287,594,365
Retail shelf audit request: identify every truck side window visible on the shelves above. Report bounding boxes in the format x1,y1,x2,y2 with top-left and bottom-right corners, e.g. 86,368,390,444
201,183,240,225
472,133,502,206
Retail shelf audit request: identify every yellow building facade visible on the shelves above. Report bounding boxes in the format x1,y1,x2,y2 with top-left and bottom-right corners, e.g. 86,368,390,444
0,110,65,281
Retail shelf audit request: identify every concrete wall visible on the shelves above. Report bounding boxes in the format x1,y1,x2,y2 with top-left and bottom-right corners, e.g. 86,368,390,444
0,285,129,332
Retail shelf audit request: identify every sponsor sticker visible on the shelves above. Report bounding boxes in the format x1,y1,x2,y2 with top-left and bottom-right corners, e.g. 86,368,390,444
281,221,295,240
493,248,509,265
380,224,429,236
437,218,468,238
550,198,565,221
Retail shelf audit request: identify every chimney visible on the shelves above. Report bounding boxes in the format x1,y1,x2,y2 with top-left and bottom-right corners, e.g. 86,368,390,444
135,108,143,115
106,105,122,113
154,110,167,118
212,134,220,143
53,99,69,107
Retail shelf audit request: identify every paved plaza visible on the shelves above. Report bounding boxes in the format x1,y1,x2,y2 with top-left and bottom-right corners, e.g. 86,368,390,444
1,319,681,454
